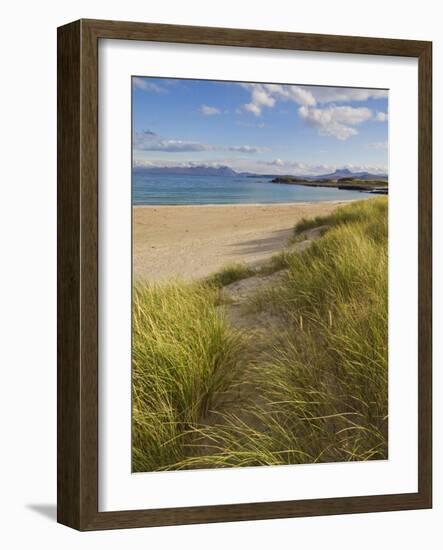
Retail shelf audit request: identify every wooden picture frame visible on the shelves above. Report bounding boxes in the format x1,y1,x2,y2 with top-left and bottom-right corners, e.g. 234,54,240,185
57,18,432,530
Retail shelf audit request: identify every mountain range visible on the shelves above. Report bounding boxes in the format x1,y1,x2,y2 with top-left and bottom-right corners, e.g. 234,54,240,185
133,165,388,181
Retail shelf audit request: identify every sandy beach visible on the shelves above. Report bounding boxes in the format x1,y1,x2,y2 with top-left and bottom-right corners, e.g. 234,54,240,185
133,202,346,281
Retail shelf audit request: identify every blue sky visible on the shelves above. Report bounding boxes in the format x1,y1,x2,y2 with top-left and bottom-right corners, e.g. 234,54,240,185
132,77,388,175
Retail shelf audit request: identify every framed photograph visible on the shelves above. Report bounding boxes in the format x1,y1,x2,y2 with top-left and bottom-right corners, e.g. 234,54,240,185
57,19,432,530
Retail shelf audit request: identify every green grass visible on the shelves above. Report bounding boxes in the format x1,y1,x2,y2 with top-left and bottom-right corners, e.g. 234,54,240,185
256,251,291,275
132,198,388,470
132,281,246,471
294,197,386,236
251,201,388,462
205,262,255,288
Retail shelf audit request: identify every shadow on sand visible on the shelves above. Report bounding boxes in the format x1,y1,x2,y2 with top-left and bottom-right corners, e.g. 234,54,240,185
227,228,291,257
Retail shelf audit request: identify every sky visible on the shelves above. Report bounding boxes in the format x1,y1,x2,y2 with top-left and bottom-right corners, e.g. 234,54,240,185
132,76,388,176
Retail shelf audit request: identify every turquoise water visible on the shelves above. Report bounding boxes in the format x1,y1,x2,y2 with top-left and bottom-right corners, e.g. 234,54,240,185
133,173,373,205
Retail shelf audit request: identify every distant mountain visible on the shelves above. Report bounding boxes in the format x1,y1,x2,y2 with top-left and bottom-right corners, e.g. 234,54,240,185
133,165,388,181
250,168,388,181
133,165,238,177
308,168,388,181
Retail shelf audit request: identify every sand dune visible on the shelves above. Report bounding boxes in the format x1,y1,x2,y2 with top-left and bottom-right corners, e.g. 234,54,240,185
133,202,345,281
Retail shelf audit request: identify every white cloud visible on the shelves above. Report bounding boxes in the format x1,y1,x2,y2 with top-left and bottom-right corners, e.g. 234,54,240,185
133,130,268,153
374,111,388,122
239,83,387,139
132,77,166,93
306,87,388,104
261,159,311,172
267,158,285,166
199,104,221,116
243,85,276,116
137,139,208,152
240,83,387,118
263,84,316,106
251,87,276,108
134,159,236,169
242,83,315,116
134,131,208,152
244,103,262,116
227,145,268,153
298,105,372,140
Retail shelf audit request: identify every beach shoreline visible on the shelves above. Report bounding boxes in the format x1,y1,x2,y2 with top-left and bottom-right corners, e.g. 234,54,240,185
133,201,346,281
133,198,360,208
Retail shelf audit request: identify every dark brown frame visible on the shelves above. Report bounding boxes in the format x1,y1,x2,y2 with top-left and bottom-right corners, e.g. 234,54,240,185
57,18,432,531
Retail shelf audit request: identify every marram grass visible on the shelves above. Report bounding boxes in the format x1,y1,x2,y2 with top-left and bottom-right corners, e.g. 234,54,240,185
132,198,388,471
205,262,254,288
132,281,246,471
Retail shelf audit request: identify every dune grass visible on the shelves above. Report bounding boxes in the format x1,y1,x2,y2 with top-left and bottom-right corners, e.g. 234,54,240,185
132,281,246,471
205,262,254,288
256,251,291,275
249,201,388,462
293,197,386,236
132,198,388,471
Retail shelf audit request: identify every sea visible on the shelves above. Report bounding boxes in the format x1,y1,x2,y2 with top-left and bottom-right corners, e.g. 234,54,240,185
132,173,373,205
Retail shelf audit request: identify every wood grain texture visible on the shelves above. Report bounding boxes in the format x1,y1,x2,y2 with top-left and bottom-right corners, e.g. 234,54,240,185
57,20,81,528
83,18,429,57
417,42,432,506
57,19,432,531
